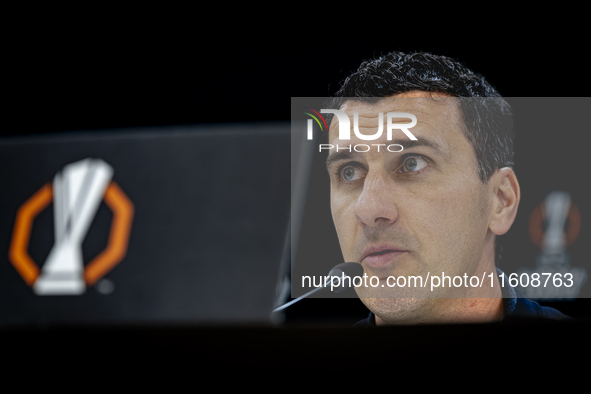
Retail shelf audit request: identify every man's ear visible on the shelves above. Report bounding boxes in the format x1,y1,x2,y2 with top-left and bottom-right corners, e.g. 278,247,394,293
489,167,520,236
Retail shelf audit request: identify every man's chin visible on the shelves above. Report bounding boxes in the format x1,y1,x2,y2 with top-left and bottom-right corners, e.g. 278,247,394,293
359,296,429,325
353,278,428,300
354,284,437,324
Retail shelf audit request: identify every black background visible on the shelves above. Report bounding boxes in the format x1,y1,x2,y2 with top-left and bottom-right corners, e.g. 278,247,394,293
5,31,590,324
8,34,591,136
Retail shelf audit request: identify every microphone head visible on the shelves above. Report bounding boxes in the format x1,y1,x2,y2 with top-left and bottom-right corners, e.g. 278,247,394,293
328,262,364,278
327,262,364,293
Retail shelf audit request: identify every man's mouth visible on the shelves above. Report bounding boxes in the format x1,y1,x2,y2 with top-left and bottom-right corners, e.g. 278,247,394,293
368,250,396,256
362,245,408,269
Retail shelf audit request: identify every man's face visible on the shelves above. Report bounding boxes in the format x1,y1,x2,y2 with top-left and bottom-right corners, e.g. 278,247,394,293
327,93,495,323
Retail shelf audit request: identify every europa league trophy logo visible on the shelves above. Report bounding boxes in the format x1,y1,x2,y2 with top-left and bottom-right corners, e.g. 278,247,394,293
32,159,114,295
519,191,587,299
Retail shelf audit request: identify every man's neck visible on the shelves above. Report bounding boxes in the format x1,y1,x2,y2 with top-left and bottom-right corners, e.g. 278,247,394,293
374,295,504,325
374,263,504,325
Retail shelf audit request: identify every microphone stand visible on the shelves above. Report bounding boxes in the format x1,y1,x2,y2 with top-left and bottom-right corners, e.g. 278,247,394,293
272,277,339,312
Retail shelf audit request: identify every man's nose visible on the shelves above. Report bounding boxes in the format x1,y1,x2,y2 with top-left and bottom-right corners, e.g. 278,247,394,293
354,172,399,228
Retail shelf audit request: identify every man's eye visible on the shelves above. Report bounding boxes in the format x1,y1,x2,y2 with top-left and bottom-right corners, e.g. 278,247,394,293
340,166,363,182
397,156,429,174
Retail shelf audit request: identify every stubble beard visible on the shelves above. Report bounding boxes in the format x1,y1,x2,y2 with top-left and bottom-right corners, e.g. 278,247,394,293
360,295,433,325
354,275,468,324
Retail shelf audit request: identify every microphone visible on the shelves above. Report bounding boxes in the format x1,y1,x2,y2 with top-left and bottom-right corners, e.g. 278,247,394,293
327,262,364,293
272,262,364,312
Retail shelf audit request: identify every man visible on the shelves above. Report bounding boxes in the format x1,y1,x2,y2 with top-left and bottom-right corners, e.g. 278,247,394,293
323,52,570,324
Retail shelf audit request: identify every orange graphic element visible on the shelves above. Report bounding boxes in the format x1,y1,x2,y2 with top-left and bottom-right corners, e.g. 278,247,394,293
8,182,134,287
84,182,134,285
529,202,581,248
9,184,53,285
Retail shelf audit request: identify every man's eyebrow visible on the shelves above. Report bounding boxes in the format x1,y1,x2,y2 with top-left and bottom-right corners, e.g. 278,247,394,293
391,137,447,155
325,137,448,169
326,150,360,169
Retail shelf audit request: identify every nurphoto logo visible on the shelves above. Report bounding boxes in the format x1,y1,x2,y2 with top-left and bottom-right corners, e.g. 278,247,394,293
303,107,418,152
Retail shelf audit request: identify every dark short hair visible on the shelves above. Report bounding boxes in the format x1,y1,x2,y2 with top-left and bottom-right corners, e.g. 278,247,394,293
326,51,514,183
